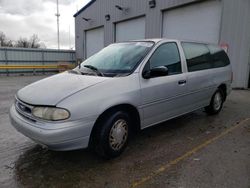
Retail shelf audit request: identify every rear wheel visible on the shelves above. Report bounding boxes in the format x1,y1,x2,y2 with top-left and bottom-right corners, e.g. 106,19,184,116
93,111,130,159
205,89,224,115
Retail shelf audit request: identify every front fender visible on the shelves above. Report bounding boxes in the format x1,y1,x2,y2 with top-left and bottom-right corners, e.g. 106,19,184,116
57,74,141,121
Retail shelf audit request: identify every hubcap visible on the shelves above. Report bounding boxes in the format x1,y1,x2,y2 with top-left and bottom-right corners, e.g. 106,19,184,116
213,92,222,111
109,119,128,151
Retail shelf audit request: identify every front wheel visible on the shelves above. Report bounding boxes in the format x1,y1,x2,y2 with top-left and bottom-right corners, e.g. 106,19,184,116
205,89,224,115
94,111,130,159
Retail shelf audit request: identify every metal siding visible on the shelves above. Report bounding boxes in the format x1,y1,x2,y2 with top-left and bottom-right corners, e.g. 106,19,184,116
0,47,76,74
7,50,43,61
75,0,199,60
75,0,250,88
220,0,250,88
0,50,6,61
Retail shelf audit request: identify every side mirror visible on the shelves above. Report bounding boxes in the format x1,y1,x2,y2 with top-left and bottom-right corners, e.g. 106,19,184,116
143,66,169,79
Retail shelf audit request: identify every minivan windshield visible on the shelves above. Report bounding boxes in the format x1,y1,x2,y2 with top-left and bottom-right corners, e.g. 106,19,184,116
78,42,154,77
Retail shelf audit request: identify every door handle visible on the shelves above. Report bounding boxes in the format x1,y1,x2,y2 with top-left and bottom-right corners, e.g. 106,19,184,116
178,80,187,85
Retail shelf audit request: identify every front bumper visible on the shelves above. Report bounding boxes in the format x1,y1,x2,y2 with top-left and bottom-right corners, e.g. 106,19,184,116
9,105,96,151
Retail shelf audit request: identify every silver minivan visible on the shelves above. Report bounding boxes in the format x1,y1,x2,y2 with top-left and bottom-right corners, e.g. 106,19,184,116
10,39,232,158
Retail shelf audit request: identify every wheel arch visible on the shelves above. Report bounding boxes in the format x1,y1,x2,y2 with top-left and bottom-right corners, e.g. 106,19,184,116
88,103,141,147
218,83,227,101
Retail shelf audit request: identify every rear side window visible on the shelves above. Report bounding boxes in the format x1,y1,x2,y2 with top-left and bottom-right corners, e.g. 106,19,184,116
182,42,211,72
207,44,230,68
149,42,182,75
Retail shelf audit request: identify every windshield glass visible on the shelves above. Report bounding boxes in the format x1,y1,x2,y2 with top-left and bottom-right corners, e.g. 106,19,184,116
78,42,154,77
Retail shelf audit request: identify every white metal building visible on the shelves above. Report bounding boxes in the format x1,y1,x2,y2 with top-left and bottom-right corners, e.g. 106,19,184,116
74,0,250,88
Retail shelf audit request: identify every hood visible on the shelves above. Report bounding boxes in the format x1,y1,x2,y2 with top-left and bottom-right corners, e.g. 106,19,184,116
17,72,109,106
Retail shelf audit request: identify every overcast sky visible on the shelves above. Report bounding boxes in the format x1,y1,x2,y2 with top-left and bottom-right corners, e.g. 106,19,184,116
0,0,90,49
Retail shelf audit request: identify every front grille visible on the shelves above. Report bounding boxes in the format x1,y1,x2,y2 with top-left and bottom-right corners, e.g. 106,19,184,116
15,98,36,122
16,101,32,114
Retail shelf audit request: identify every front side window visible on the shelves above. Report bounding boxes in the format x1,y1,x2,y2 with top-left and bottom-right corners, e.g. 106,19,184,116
148,42,182,75
78,42,154,77
182,42,211,72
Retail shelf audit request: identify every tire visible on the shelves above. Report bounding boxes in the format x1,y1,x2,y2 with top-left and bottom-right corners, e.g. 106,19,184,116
94,111,130,159
205,89,224,115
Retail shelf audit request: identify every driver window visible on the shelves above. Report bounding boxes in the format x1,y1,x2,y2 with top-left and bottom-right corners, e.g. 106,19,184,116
149,42,182,75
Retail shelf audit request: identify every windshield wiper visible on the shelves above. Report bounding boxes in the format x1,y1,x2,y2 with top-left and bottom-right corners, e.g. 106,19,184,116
83,65,104,76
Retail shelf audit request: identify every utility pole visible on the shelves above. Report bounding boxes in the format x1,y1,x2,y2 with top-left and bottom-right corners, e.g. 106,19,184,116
69,25,71,49
55,0,60,49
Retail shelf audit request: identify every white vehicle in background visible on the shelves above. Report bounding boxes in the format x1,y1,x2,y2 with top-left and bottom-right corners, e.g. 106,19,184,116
10,39,232,158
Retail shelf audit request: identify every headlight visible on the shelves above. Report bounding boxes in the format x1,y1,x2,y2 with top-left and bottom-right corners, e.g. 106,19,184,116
32,107,70,121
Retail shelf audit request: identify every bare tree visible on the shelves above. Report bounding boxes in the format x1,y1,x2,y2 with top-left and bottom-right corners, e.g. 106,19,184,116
15,34,42,48
16,37,30,48
0,31,45,48
29,34,40,48
0,31,7,47
0,31,14,47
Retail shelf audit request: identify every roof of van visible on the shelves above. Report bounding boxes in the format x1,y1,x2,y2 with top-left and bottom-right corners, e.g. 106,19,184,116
130,38,215,45
129,38,179,43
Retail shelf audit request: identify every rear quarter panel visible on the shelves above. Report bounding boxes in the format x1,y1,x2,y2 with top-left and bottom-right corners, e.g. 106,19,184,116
211,65,232,95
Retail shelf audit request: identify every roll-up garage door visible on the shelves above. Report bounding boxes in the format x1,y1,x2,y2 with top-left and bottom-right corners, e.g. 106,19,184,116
162,0,222,44
115,17,146,42
85,27,104,58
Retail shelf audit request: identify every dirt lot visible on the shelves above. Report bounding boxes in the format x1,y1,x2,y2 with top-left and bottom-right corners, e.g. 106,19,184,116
0,75,249,188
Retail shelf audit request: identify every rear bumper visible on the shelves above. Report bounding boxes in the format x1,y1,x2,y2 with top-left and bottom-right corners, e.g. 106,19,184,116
9,105,96,151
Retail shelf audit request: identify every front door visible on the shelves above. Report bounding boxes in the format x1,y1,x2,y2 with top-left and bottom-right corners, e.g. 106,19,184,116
139,42,188,128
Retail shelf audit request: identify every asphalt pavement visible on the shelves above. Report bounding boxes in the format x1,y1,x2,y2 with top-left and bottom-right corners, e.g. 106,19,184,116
0,75,249,188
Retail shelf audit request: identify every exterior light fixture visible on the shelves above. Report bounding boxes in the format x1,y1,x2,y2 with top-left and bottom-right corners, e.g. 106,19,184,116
115,5,124,11
105,14,110,21
82,17,91,22
115,5,129,13
149,0,156,8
